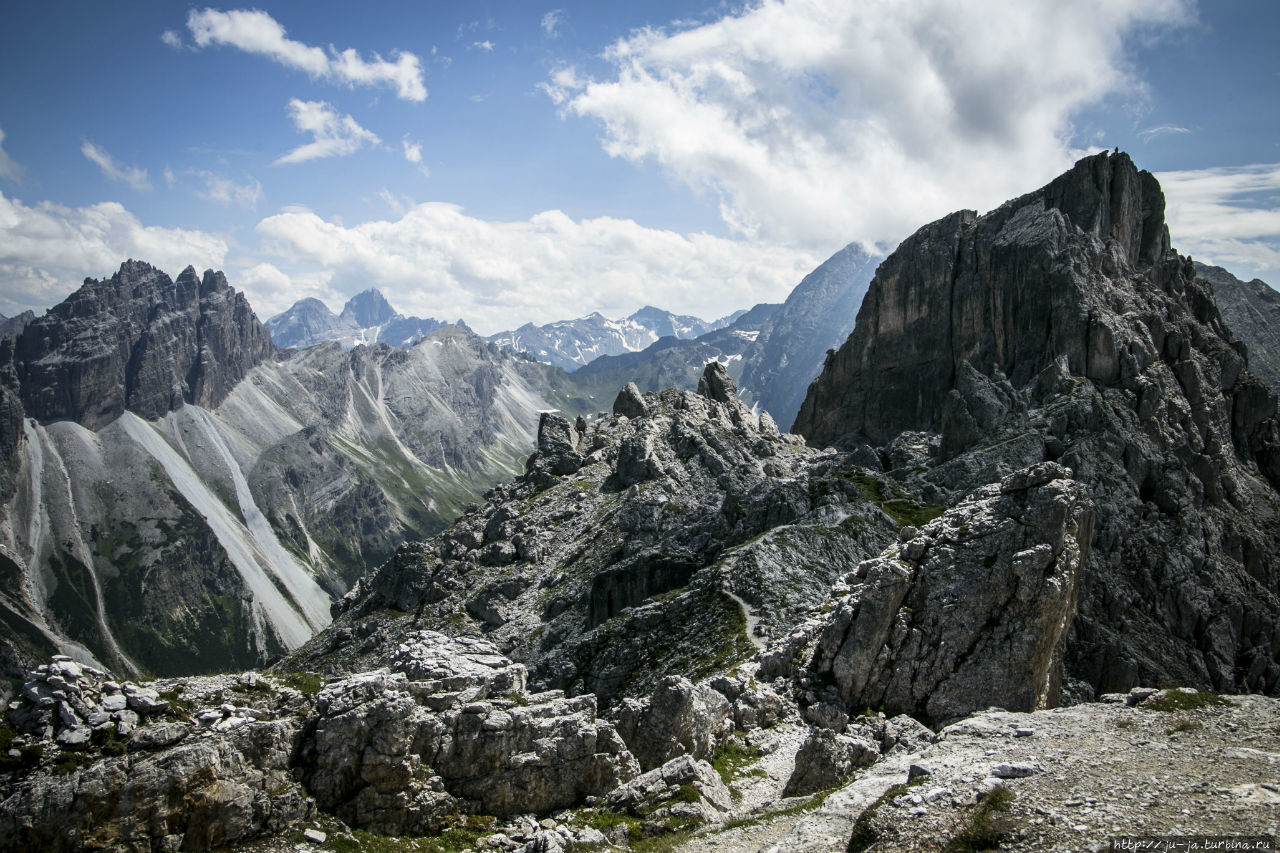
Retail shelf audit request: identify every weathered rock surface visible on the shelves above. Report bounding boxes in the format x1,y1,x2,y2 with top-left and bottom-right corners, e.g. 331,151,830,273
0,637,640,850
292,362,906,706
796,152,1280,696
783,728,879,797
301,632,637,833
1197,262,1280,398
9,260,273,430
812,462,1093,722
613,675,733,771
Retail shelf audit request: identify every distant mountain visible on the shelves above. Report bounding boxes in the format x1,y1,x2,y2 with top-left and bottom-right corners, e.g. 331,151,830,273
0,311,34,340
266,288,445,349
566,244,879,428
487,306,732,371
577,302,781,393
737,242,880,430
1196,262,1280,398
0,263,613,680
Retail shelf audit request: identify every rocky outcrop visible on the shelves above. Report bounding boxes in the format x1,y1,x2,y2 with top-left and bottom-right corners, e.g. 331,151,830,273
795,152,1280,696
1,636,640,850
301,632,637,833
613,675,733,771
812,463,1093,722
297,362,907,707
11,261,273,430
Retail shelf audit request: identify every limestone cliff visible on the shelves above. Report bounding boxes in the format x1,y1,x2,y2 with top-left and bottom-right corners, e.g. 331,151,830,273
795,152,1280,695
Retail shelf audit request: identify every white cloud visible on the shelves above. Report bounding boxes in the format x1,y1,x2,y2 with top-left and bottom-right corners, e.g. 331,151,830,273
160,29,183,49
186,8,426,101
81,140,152,191
1139,123,1192,143
473,40,495,52
252,203,822,334
402,137,430,177
547,0,1194,251
0,191,227,315
541,10,563,37
1158,163,1280,284
163,165,176,187
0,128,23,182
196,171,264,208
274,99,381,165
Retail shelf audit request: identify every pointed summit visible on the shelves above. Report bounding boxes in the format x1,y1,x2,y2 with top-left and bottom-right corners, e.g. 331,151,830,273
341,289,398,328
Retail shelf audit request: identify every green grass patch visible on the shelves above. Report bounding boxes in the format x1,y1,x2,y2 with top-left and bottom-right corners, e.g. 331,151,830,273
1143,690,1228,713
274,671,325,697
325,815,496,853
941,786,1016,853
711,740,765,788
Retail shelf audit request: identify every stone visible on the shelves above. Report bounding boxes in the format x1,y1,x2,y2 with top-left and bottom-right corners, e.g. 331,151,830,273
603,755,733,822
303,828,327,843
783,729,879,797
811,464,1093,722
128,723,191,751
613,676,733,771
992,761,1042,779
613,382,649,418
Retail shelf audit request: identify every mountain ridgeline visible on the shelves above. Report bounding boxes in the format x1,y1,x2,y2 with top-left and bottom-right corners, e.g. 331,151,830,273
0,264,620,680
0,152,1278,853
796,152,1280,694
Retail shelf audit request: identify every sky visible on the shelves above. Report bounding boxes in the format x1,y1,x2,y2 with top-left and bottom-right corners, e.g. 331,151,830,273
0,0,1277,335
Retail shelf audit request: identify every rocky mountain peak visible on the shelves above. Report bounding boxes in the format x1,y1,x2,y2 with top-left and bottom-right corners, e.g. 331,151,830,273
340,288,397,327
9,260,274,429
794,151,1280,695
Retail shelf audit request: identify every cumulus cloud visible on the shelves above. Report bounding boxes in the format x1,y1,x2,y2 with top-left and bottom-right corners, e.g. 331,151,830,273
473,40,495,52
186,8,426,101
0,128,23,182
541,10,563,37
1158,163,1280,283
547,0,1194,251
274,99,381,165
0,191,227,315
196,171,264,208
81,140,152,191
252,203,822,333
160,29,183,49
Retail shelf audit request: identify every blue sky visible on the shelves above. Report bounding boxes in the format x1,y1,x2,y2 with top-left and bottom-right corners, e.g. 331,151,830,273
1,0,1277,333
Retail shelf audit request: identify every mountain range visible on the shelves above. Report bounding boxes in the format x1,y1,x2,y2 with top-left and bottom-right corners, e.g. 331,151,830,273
264,288,447,349
0,150,1277,852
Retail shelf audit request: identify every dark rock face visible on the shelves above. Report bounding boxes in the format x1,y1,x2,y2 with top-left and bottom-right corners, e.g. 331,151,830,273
11,261,273,429
812,463,1093,723
0,312,34,340
796,152,1280,696
1197,263,1280,398
738,242,879,430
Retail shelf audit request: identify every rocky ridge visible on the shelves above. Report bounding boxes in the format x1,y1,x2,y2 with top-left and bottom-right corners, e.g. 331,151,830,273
286,363,912,706
796,151,1280,697
0,265,620,681
6,260,273,430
